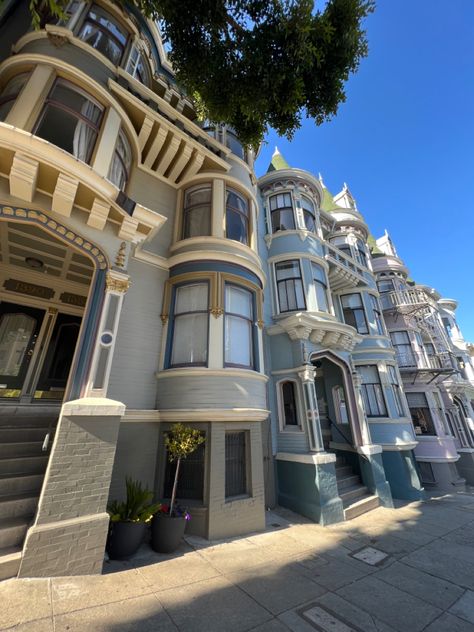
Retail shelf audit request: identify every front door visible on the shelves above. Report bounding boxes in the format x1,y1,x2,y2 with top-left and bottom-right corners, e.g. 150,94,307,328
0,301,46,396
35,313,82,400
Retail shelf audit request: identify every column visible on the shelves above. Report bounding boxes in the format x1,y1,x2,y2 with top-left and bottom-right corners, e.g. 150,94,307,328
86,270,130,397
297,364,325,452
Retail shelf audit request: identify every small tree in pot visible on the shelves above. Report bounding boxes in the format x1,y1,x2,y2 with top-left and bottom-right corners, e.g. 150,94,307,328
152,423,205,553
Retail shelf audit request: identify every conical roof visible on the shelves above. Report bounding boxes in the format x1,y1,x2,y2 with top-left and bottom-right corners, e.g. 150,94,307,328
267,147,290,172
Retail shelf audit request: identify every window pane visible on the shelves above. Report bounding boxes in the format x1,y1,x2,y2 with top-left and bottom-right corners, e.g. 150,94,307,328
225,315,252,366
185,187,211,206
390,331,410,345
276,261,300,280
311,263,326,284
341,294,362,309
271,208,295,231
79,6,128,64
225,432,247,498
359,365,378,383
315,282,329,312
108,129,132,189
49,82,102,124
183,206,211,238
282,381,298,425
171,313,208,365
175,283,208,313
225,286,252,318
301,197,314,213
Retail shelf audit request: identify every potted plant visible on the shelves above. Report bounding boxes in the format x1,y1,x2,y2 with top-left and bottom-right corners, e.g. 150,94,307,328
107,477,161,560
152,423,205,553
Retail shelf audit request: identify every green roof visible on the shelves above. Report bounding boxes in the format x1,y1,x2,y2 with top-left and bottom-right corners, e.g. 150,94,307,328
267,147,290,172
367,234,384,255
320,186,343,213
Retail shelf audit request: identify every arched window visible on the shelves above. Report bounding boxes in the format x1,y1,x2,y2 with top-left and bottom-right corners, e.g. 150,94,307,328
301,196,317,232
226,189,249,245
126,45,151,86
270,193,295,232
34,80,103,165
281,381,299,427
78,4,129,65
182,185,212,239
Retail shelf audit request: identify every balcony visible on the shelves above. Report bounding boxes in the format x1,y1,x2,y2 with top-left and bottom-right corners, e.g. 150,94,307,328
380,288,437,314
325,244,367,291
395,351,457,383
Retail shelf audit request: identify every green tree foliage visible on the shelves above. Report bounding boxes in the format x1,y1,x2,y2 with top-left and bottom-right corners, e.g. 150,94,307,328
28,0,374,147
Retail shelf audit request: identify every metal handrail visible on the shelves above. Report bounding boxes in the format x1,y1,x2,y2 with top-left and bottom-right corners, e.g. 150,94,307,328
325,416,369,462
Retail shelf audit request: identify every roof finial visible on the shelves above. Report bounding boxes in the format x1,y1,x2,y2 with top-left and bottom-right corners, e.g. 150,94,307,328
343,182,348,190
272,146,280,157
318,172,324,186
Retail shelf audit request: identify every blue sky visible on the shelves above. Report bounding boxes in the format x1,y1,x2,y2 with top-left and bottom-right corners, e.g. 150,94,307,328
255,0,474,341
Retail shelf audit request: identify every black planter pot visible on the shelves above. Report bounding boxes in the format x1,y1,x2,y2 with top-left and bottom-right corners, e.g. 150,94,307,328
151,514,186,553
106,521,146,560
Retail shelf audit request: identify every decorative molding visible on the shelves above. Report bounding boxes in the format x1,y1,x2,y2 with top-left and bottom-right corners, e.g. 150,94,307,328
210,307,224,318
0,206,108,270
156,367,268,382
105,272,130,293
156,408,270,422
275,452,336,465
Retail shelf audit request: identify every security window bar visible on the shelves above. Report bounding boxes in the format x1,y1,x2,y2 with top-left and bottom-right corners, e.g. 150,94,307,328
270,193,295,232
182,185,212,239
388,365,405,417
370,295,385,335
170,283,209,367
78,4,129,65
358,365,388,417
301,196,316,232
225,431,247,498
341,293,369,334
226,189,250,245
34,79,103,165
224,284,254,369
275,260,306,313
164,439,205,501
406,392,436,436
108,128,132,190
281,381,298,426
311,262,329,312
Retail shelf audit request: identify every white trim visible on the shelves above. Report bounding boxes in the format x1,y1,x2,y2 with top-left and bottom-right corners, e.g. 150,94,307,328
157,408,269,422
379,442,418,451
357,444,383,455
166,250,265,287
275,377,304,432
276,451,336,465
415,455,460,463
156,368,269,382
62,397,125,416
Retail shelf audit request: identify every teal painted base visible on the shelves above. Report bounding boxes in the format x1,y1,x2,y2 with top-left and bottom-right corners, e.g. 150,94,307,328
456,451,474,485
381,450,425,501
277,459,344,525
358,452,394,508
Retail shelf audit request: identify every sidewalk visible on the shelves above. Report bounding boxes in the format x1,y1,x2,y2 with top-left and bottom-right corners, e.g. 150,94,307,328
3,491,474,631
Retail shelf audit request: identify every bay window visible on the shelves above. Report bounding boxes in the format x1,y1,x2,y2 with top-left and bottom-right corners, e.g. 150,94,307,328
226,189,249,245
388,365,405,417
224,284,254,368
311,263,329,312
407,392,436,435
377,278,394,294
370,295,385,335
225,130,245,160
182,185,212,238
170,283,209,366
35,80,103,164
358,365,387,417
301,196,317,232
341,293,368,334
275,260,305,313
126,46,151,85
108,128,132,190
355,239,368,267
78,4,129,65
270,193,295,232
390,331,414,366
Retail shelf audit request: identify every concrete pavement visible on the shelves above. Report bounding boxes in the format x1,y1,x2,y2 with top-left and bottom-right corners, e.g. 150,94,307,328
3,490,474,631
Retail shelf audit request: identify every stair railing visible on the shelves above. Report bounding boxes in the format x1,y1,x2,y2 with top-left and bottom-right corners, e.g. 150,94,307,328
326,416,369,461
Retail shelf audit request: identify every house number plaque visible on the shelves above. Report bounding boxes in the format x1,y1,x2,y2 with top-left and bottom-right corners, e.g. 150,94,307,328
4,279,55,300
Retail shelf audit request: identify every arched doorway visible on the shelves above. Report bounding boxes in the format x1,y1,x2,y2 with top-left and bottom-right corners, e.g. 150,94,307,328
0,216,106,402
311,351,363,450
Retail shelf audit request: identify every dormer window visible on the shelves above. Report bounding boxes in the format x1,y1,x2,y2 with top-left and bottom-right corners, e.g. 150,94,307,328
78,5,128,65
270,193,294,232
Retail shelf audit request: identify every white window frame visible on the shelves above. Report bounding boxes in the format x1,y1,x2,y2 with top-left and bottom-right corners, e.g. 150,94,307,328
276,378,304,432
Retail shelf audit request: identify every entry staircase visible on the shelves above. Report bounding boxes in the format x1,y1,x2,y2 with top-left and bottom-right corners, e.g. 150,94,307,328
320,416,380,521
0,405,58,580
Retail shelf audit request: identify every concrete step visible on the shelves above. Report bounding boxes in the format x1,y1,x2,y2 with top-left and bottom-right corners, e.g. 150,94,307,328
336,474,361,491
0,546,21,581
0,427,51,443
339,484,369,505
0,473,44,496
0,442,45,459
0,493,39,520
335,465,353,478
0,455,48,476
344,495,380,521
0,517,30,549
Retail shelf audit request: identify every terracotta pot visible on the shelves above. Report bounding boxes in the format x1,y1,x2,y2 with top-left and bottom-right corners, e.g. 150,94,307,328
151,514,186,553
106,521,146,560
